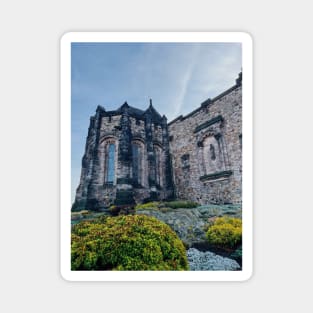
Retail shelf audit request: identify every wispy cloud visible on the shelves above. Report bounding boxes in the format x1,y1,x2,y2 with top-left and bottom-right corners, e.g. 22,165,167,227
170,45,200,119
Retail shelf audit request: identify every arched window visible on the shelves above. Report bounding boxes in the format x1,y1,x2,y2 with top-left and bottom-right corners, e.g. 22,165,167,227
132,143,142,185
106,143,115,183
154,145,163,188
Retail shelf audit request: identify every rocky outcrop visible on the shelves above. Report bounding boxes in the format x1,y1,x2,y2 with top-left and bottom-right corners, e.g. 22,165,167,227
187,248,240,271
137,208,206,246
195,204,241,219
136,204,241,247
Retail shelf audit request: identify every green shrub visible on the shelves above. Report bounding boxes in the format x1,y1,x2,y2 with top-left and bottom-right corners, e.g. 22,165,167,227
163,200,198,209
206,217,242,249
71,215,189,271
135,201,160,210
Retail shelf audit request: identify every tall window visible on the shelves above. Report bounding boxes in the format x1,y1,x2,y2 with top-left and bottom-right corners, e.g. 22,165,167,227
154,146,163,187
106,143,115,183
132,144,141,185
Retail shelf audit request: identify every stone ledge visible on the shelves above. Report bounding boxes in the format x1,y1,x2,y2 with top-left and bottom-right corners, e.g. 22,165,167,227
194,115,224,133
200,170,233,182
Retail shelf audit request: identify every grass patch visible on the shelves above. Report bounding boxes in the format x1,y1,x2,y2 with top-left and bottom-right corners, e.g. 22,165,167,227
135,202,160,210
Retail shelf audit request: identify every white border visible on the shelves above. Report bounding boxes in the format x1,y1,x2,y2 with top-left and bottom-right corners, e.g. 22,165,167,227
60,32,253,281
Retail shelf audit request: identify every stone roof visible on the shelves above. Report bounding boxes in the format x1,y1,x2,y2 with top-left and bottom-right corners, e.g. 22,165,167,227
97,100,164,123
143,101,163,123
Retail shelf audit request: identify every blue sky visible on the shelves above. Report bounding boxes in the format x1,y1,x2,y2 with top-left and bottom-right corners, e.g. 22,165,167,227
71,42,242,202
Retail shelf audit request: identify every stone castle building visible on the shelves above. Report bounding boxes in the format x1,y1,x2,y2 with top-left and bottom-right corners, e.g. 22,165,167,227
72,73,242,211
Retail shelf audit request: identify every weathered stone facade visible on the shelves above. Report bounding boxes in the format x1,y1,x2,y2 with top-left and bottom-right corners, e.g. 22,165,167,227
168,73,242,205
72,100,175,211
72,73,242,211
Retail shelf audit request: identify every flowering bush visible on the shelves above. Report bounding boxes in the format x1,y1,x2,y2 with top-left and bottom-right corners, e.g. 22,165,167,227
206,217,242,249
71,215,189,271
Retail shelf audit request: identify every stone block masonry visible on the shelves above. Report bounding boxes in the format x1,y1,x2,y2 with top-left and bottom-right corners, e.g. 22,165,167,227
168,73,242,205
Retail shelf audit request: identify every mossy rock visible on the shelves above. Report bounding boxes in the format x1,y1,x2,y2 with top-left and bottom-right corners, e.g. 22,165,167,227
71,215,189,271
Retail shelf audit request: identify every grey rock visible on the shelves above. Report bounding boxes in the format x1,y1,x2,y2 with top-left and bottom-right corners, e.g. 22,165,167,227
187,248,240,271
137,208,206,246
136,205,241,247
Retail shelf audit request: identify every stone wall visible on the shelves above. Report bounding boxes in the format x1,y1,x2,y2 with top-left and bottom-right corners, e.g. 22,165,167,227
168,76,242,205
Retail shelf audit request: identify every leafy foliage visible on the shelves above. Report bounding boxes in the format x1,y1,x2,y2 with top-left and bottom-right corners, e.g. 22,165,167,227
206,217,242,249
71,215,189,271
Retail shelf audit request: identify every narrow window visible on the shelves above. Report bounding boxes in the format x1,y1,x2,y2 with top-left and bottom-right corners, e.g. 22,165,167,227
132,144,141,185
106,143,115,183
155,149,160,186
154,146,162,187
